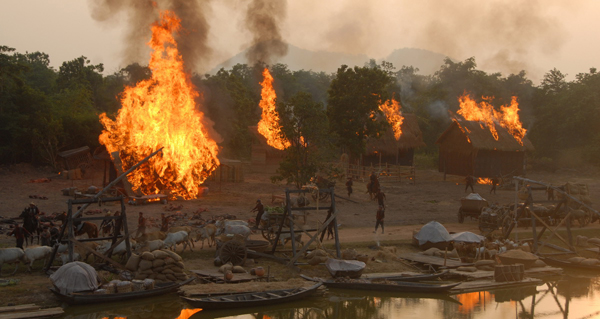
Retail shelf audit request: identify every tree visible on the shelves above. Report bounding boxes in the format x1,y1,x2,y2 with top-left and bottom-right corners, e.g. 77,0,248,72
272,92,331,188
327,64,392,157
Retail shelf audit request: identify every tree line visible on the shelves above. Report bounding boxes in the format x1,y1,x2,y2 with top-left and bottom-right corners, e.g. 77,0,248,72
2,45,599,185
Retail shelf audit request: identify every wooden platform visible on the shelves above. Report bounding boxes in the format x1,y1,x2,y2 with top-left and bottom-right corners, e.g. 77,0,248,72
361,271,429,280
449,277,543,294
0,304,63,319
191,269,266,283
398,253,474,268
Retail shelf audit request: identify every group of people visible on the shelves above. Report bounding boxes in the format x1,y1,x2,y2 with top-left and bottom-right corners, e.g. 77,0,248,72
134,212,171,237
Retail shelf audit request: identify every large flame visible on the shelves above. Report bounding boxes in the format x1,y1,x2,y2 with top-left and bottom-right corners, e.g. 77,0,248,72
457,291,493,314
457,93,526,145
99,10,220,200
379,95,404,140
257,68,290,150
477,177,492,185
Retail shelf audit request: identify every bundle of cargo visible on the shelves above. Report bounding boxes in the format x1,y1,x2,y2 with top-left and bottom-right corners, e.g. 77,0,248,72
125,249,189,283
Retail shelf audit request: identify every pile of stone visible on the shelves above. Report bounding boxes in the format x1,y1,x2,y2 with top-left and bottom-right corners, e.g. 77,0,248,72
125,249,189,283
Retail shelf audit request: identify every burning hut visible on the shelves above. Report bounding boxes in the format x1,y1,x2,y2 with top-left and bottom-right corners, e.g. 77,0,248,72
363,114,425,166
436,118,534,177
248,125,285,165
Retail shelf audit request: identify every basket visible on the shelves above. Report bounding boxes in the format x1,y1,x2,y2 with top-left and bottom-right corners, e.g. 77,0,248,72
132,280,145,291
117,281,132,293
103,283,116,294
494,264,524,282
143,278,155,290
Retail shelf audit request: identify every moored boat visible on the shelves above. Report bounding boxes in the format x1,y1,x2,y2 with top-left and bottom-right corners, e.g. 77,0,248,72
323,278,459,293
540,257,600,272
49,278,195,305
181,282,323,310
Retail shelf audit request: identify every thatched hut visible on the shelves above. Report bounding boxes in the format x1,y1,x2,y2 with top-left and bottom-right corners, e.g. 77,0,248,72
363,114,425,166
248,126,285,165
436,118,534,177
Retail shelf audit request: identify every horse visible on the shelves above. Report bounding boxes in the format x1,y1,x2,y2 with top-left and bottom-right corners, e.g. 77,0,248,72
366,178,380,200
55,211,99,238
19,207,40,246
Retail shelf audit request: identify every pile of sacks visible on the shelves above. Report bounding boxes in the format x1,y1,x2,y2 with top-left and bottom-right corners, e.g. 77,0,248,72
125,249,189,283
576,236,600,247
306,249,328,265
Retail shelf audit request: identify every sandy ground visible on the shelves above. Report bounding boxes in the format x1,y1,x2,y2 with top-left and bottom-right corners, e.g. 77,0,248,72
1,162,600,307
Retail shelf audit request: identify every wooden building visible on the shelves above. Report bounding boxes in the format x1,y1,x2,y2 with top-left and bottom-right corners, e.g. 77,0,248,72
363,114,425,166
248,126,285,165
436,118,534,177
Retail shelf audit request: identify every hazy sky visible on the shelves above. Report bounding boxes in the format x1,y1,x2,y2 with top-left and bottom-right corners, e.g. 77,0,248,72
1,0,598,83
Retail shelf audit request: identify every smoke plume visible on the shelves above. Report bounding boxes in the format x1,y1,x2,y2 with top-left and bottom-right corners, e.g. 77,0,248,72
243,0,288,65
88,0,212,73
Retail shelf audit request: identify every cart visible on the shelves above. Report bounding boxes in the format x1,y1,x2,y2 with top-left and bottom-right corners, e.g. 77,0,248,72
215,234,247,266
259,209,306,245
458,195,489,223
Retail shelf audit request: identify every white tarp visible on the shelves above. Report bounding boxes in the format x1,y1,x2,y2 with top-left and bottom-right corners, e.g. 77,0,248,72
414,221,452,245
450,231,485,243
50,261,98,294
464,193,485,201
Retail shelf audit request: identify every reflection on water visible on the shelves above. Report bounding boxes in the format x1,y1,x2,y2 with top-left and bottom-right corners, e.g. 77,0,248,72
59,275,600,319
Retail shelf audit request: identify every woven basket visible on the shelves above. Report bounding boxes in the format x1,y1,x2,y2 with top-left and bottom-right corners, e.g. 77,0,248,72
143,278,155,290
132,280,145,291
117,281,132,293
103,283,116,294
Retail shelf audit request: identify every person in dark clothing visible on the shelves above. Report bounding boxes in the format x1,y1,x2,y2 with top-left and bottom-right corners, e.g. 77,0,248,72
135,212,147,238
490,176,499,194
374,206,385,234
40,227,51,246
251,199,264,229
320,208,335,242
346,177,353,197
465,175,475,193
160,213,170,232
8,224,31,249
376,190,386,208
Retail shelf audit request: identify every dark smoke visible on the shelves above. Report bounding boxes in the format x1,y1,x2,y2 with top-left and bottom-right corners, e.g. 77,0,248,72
88,0,212,73
244,0,288,65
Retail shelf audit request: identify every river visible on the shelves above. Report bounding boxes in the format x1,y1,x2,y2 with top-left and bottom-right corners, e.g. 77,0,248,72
58,274,600,319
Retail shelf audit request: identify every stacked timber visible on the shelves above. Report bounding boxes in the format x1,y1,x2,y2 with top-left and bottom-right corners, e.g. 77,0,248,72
125,249,189,283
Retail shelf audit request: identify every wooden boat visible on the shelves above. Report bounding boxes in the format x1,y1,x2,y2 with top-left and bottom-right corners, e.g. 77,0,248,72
325,259,365,279
49,277,195,305
181,282,323,310
540,257,600,272
377,270,450,282
322,279,460,293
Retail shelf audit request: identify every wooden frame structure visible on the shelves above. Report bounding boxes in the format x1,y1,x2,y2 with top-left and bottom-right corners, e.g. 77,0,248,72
505,176,600,255
266,188,342,266
45,196,133,271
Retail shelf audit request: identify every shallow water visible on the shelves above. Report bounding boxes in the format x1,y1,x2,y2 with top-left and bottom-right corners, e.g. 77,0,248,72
59,275,600,319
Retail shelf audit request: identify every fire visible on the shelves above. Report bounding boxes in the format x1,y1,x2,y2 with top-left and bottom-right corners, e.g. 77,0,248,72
176,308,202,319
379,95,404,140
99,10,220,200
457,291,493,314
477,178,492,185
257,68,290,150
457,93,526,145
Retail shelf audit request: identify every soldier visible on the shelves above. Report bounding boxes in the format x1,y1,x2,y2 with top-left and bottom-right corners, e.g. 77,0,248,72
250,199,264,229
135,212,147,238
346,177,353,197
8,224,31,249
465,175,475,193
160,213,170,232
490,176,499,194
320,208,335,242
374,206,385,234
376,190,386,208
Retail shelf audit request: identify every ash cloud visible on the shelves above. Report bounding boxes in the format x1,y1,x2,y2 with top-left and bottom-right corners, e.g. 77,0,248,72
243,0,288,65
88,0,212,73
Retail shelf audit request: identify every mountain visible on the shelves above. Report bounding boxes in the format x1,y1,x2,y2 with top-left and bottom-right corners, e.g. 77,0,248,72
210,44,449,75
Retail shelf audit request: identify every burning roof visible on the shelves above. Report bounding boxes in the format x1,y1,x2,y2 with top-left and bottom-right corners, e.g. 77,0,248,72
366,114,425,153
436,118,534,152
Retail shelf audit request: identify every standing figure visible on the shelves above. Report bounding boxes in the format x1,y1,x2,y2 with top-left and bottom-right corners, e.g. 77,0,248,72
8,224,31,249
490,176,499,194
135,212,147,238
320,208,335,242
346,177,353,197
40,227,51,246
376,190,386,208
546,186,555,201
160,213,170,232
250,199,264,229
374,206,385,234
465,175,475,193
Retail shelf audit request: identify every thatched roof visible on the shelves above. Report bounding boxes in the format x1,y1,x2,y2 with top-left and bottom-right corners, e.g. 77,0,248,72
366,113,426,153
436,118,534,152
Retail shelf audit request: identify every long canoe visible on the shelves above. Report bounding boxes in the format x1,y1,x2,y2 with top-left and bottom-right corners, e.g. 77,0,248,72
49,277,195,305
540,257,600,272
371,270,450,282
181,282,323,310
323,280,460,293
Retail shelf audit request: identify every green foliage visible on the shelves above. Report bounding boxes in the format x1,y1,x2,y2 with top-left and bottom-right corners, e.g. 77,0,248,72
327,64,393,157
272,91,332,189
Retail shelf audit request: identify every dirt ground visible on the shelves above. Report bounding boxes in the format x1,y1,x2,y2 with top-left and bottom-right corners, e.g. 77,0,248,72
1,162,600,307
